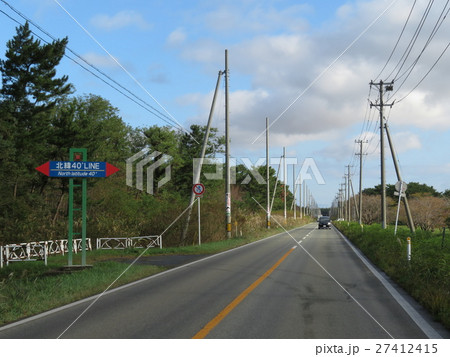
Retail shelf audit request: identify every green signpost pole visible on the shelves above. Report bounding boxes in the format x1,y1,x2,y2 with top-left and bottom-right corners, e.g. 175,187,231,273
68,177,74,266
35,148,119,268
68,148,88,267
82,175,87,266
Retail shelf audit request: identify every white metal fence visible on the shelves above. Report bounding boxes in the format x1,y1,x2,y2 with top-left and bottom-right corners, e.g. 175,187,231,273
0,234,162,268
96,235,162,250
0,238,92,268
1,243,47,267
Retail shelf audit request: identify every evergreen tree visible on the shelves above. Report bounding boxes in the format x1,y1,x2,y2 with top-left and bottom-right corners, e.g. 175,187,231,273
50,95,131,162
235,165,290,211
141,124,224,195
0,22,72,198
0,22,72,242
362,182,439,198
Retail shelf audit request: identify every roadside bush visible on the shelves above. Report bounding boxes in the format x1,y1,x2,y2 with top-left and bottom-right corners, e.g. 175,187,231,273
335,222,450,330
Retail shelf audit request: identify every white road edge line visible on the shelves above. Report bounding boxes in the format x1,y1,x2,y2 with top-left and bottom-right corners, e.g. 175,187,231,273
0,225,310,333
334,227,442,339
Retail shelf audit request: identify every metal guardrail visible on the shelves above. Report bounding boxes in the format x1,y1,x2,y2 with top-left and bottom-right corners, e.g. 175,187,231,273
96,237,128,250
96,235,162,250
130,236,162,249
0,235,162,267
0,238,92,268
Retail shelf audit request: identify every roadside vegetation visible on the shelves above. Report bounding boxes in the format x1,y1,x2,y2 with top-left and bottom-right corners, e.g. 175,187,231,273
334,221,450,330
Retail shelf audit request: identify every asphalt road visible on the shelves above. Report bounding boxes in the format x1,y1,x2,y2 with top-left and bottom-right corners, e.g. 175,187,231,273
0,224,446,339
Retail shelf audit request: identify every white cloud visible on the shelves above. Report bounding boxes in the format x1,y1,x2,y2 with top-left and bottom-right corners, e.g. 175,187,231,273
81,52,119,68
91,10,152,31
391,131,422,153
393,91,450,130
175,0,450,153
167,28,187,47
203,3,310,34
162,0,450,202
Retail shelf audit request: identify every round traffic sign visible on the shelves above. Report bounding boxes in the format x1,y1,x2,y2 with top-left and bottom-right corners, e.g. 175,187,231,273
193,183,205,196
395,181,407,193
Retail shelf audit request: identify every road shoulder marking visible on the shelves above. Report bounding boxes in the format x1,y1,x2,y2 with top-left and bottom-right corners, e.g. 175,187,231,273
334,227,442,339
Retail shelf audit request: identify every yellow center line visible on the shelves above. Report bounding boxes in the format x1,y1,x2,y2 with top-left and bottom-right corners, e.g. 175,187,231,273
192,246,296,339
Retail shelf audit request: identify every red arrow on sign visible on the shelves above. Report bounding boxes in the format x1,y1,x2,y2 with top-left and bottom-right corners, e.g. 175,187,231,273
35,161,50,176
105,162,120,177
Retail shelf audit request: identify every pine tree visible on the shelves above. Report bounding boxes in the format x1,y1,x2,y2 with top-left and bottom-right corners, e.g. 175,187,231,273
0,22,72,242
0,21,72,198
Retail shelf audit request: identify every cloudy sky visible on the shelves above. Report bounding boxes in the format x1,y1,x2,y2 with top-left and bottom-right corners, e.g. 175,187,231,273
1,0,449,207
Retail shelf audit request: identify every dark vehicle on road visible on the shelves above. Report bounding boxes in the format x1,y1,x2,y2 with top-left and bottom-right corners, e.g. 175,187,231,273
318,216,331,229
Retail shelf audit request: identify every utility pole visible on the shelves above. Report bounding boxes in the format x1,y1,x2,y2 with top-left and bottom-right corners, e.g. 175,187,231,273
355,139,368,225
305,185,309,216
299,173,302,219
308,188,312,216
346,165,352,221
335,194,340,220
293,163,296,220
225,49,231,238
266,117,270,229
304,183,307,216
283,146,287,222
181,71,223,244
343,176,348,221
385,124,415,233
305,182,308,216
370,80,394,229
350,178,359,222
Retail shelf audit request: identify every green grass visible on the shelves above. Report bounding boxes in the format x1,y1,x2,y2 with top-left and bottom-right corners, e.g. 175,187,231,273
0,261,164,326
0,218,310,326
334,222,450,330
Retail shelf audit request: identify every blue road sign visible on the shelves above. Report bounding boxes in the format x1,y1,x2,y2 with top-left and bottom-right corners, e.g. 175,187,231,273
36,161,119,178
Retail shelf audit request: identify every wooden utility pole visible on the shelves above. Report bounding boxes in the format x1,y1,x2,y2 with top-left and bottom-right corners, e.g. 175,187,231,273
370,80,393,228
293,163,296,220
355,139,368,225
181,71,223,244
346,165,351,221
225,50,231,238
343,175,348,221
283,146,287,222
350,178,359,222
298,173,302,219
266,117,270,228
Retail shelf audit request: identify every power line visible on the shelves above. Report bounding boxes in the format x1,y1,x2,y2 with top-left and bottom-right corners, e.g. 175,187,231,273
395,0,448,82
375,0,418,81
52,0,183,132
0,0,187,131
388,0,450,100
396,39,450,103
388,0,435,81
